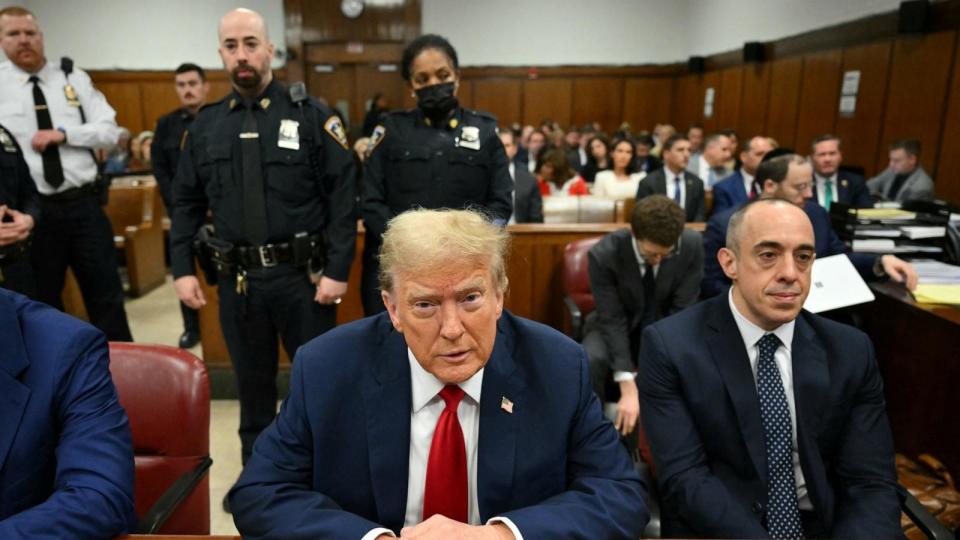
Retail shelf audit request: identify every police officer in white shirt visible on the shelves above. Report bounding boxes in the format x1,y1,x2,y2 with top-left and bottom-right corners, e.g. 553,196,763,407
0,6,131,340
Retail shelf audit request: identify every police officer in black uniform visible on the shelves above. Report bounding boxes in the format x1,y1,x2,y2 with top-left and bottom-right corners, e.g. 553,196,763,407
152,62,209,349
0,122,40,297
170,9,356,503
361,34,513,315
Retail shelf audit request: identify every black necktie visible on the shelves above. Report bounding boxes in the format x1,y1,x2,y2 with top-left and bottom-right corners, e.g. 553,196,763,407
756,333,804,539
888,173,910,200
240,101,268,245
641,262,656,326
30,76,65,188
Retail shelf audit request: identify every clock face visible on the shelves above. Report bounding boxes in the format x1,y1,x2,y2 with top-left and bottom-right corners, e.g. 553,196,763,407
341,0,364,19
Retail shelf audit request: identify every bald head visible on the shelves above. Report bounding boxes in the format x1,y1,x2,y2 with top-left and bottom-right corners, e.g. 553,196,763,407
726,199,813,255
219,8,269,42
218,8,274,96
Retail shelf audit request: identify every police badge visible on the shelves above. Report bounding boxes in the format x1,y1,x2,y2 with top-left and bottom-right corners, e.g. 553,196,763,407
458,125,480,150
64,84,80,107
278,119,300,150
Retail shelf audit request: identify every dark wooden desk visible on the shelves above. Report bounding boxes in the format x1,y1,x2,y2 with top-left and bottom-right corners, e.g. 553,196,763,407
857,282,960,478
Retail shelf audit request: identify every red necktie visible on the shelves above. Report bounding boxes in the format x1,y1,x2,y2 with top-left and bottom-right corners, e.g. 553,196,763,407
422,385,468,522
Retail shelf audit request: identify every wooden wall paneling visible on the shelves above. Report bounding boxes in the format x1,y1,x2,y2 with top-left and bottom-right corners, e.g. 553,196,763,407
622,77,674,134
835,41,893,175
716,67,744,131
138,81,186,134
307,65,356,126
470,78,522,126
354,63,407,132
571,78,624,133
699,71,722,133
934,35,960,206
765,56,804,149
672,74,702,133
878,31,957,174
523,78,573,127
457,79,474,111
300,0,420,43
794,49,843,153
98,83,145,134
738,63,771,139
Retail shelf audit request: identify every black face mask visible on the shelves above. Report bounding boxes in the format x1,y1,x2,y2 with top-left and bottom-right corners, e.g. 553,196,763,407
415,82,458,120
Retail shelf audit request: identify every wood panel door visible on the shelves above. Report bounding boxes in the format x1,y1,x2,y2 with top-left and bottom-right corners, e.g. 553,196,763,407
308,64,356,130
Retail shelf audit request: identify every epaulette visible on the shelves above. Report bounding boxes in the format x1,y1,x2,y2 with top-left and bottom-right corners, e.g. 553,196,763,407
463,109,497,123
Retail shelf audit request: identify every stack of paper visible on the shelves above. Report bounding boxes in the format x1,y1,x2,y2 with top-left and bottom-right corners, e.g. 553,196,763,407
913,284,960,305
912,259,960,284
857,208,916,220
901,226,946,239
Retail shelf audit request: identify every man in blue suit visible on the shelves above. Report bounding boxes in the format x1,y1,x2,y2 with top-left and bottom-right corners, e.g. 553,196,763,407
639,199,903,539
809,135,873,210
230,208,648,540
712,135,774,214
0,289,135,538
702,152,916,298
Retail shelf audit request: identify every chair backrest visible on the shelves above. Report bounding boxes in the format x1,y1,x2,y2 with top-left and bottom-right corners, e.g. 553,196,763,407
108,342,210,535
105,181,156,236
562,236,602,319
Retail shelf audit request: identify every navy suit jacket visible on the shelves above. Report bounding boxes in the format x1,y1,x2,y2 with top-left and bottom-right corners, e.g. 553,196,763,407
702,200,878,298
635,168,706,222
638,294,903,539
712,170,752,215
0,290,135,538
230,311,648,539
812,171,874,209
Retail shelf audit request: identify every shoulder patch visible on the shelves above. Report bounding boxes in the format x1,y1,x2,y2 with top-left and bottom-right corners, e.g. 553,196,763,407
369,125,386,153
0,126,17,153
324,116,349,150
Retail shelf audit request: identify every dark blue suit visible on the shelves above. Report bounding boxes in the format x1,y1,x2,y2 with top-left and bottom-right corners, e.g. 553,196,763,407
812,171,874,209
230,311,648,539
0,290,135,538
702,200,878,298
638,294,902,539
712,170,752,215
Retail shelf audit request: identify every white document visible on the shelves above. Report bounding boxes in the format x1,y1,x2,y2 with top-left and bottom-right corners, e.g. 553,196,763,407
901,226,946,239
804,255,875,313
841,70,861,95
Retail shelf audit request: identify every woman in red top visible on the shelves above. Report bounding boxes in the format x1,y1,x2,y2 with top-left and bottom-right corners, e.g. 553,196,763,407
537,147,590,196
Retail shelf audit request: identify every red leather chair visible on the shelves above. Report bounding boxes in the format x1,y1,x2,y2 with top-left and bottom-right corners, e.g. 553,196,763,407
562,236,602,341
108,342,212,534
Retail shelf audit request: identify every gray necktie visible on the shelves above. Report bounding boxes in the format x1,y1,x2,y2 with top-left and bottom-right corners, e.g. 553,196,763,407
757,333,804,539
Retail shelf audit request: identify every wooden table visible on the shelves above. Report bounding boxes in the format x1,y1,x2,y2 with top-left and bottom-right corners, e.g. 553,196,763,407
856,282,960,478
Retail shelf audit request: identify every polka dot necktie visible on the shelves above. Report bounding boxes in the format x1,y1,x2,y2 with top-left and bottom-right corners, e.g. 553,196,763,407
756,333,804,539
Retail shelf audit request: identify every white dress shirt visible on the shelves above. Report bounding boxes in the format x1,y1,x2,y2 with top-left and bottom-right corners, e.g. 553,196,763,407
664,167,687,210
0,60,120,195
507,162,517,225
728,289,812,510
362,350,523,540
593,170,645,199
694,155,711,188
742,170,755,198
814,173,839,209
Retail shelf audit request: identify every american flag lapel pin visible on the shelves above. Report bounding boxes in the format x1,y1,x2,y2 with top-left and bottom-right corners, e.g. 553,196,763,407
500,396,514,414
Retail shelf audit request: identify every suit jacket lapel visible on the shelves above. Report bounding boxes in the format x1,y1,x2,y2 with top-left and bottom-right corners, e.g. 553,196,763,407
617,233,645,323
0,295,30,474
477,316,525,521
361,322,412,531
791,314,830,509
705,297,767,482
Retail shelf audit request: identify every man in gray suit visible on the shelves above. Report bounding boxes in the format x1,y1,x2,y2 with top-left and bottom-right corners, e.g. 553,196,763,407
500,130,543,223
583,195,703,437
867,138,935,202
636,134,706,221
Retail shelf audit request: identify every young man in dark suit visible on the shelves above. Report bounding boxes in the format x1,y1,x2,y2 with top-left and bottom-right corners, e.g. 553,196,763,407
810,135,873,210
639,199,904,539
583,195,702,436
635,134,706,222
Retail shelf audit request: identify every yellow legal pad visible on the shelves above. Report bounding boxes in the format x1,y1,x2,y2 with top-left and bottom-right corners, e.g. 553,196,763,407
913,284,960,305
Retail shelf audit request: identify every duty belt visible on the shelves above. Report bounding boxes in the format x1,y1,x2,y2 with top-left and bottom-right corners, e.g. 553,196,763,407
234,233,324,269
40,181,101,202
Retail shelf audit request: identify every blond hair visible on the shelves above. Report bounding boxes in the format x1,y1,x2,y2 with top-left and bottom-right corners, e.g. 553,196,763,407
378,208,510,294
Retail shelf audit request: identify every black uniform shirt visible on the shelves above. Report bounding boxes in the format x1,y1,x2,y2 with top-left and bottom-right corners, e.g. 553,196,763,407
0,122,40,225
361,106,513,240
170,79,357,281
151,108,194,209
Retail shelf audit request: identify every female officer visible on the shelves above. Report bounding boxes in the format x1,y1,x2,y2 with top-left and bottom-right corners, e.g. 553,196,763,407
360,34,513,315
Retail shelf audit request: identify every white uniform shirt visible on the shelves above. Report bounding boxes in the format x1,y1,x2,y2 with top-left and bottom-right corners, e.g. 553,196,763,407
728,289,812,510
0,60,119,194
362,350,522,540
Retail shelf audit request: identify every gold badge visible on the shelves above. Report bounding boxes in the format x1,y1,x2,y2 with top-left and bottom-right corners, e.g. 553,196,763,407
324,116,349,150
260,97,271,110
64,84,80,107
449,118,459,129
